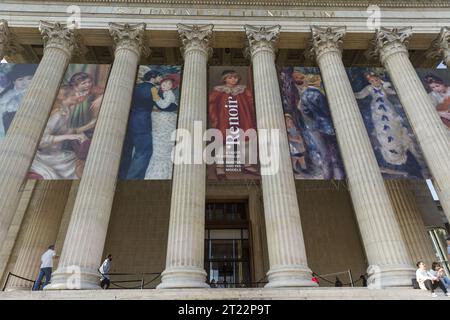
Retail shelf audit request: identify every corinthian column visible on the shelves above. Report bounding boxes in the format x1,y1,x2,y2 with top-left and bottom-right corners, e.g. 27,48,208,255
0,20,23,61
386,180,436,266
0,21,77,254
157,24,212,289
46,23,148,290
309,26,414,287
426,27,450,66
368,27,450,226
244,25,315,288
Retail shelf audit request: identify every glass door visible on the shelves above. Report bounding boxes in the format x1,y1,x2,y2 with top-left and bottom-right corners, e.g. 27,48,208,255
205,202,251,288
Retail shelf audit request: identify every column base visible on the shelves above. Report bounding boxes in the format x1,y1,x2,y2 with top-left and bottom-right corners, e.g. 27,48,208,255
157,266,209,289
44,266,101,290
265,265,318,288
367,264,415,288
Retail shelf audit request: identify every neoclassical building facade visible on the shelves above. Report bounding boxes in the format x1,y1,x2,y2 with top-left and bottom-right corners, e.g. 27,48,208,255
0,0,450,295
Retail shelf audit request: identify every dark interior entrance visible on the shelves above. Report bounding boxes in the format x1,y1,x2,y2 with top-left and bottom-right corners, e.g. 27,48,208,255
205,201,251,288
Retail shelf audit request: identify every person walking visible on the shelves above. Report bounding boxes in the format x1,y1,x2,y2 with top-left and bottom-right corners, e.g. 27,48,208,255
98,254,112,289
32,245,58,291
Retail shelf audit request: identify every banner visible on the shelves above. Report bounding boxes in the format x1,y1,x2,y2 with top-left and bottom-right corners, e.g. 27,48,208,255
28,64,111,179
347,67,430,179
119,65,181,180
0,64,38,137
279,67,345,180
207,66,259,180
416,69,450,135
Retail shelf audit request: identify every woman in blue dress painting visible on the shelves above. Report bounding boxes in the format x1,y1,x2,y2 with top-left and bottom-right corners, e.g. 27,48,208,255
354,71,427,178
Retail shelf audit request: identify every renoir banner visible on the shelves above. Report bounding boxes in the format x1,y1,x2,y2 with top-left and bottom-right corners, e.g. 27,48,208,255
28,64,111,179
347,68,430,179
207,66,259,180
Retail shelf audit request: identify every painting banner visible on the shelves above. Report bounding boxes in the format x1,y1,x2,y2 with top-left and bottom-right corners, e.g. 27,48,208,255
0,64,38,138
416,69,450,136
119,65,181,180
28,64,111,179
279,67,345,180
347,67,430,179
207,66,259,180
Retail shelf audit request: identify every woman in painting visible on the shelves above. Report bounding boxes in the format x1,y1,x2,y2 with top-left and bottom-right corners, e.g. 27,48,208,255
354,71,426,177
145,73,180,179
29,86,88,179
0,64,37,136
423,74,450,132
68,72,105,176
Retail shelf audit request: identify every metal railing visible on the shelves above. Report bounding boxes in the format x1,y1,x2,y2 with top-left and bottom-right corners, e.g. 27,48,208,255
2,269,366,291
2,272,36,291
103,273,162,289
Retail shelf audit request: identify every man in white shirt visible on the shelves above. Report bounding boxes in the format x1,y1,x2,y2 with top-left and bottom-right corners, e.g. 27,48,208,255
416,261,450,297
98,254,112,289
32,245,58,290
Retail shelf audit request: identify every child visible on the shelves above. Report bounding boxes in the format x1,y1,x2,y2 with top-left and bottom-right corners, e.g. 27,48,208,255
285,113,307,174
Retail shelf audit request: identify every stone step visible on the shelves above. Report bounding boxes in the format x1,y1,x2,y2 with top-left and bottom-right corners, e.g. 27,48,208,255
1,287,449,300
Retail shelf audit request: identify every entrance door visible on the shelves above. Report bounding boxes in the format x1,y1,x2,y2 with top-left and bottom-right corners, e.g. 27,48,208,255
205,202,251,288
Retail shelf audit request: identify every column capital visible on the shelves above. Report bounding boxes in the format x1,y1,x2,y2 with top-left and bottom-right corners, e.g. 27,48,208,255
366,27,412,65
39,21,80,58
425,27,450,65
177,23,213,58
0,20,24,60
108,22,149,58
244,25,280,59
306,26,346,62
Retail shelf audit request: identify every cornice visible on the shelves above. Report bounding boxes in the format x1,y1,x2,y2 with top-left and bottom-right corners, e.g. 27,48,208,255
15,0,450,8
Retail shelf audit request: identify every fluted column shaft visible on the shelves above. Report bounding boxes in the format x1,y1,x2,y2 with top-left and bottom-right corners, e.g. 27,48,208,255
0,21,76,252
311,26,414,287
46,23,146,290
158,24,212,289
244,25,314,288
0,180,37,281
373,27,450,224
386,180,436,266
7,181,71,290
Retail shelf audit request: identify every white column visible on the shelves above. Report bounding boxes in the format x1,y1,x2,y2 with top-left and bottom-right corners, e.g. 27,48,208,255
386,180,436,266
46,23,148,290
157,24,213,289
0,180,37,281
0,21,77,255
310,26,414,287
244,25,315,288
6,181,71,290
368,27,450,226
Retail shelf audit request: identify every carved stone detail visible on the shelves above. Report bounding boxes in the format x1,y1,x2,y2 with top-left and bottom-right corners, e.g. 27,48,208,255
177,23,213,58
109,22,149,57
366,27,412,65
307,25,346,61
244,24,280,59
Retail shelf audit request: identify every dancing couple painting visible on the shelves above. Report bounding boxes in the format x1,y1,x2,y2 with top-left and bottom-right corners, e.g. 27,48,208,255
119,65,181,180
